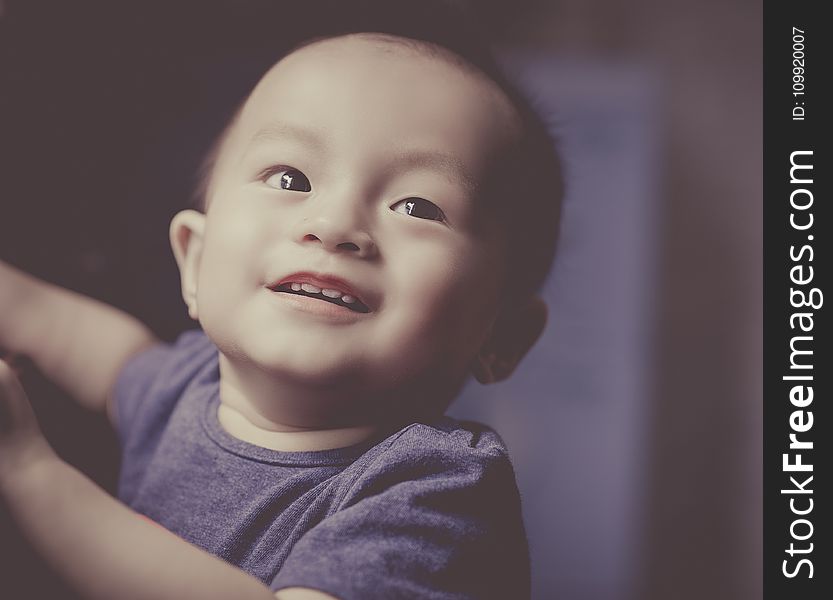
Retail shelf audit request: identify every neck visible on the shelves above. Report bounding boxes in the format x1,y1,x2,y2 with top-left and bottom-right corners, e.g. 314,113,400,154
215,353,410,452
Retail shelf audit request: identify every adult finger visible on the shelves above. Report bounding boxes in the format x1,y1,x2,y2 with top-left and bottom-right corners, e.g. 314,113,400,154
0,358,34,435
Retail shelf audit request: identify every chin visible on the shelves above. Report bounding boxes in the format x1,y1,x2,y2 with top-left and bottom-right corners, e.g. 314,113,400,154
247,340,370,386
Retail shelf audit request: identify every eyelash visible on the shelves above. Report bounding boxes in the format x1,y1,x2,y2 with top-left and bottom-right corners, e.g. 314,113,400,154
259,166,447,223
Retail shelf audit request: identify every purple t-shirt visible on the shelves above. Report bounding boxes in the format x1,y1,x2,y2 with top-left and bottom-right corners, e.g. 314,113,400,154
113,330,530,599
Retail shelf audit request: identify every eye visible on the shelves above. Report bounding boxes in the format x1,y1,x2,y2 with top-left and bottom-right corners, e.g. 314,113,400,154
390,197,446,222
263,167,311,192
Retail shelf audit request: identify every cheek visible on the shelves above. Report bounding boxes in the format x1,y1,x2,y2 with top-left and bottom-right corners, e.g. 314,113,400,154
195,209,269,307
383,237,500,359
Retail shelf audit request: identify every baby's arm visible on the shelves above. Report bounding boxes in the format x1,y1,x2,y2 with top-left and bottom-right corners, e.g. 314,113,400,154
0,360,336,600
0,259,157,418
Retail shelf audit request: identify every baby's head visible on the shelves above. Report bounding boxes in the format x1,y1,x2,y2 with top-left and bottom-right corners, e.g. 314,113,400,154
169,7,561,425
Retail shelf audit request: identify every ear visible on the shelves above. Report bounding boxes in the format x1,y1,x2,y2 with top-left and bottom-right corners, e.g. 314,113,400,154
472,296,548,384
169,209,206,320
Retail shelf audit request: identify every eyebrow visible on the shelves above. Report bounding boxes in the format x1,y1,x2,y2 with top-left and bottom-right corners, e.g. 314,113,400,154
391,150,477,194
249,123,478,193
249,123,327,153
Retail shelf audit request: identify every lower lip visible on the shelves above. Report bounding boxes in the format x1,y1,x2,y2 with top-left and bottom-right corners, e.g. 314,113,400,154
265,289,369,322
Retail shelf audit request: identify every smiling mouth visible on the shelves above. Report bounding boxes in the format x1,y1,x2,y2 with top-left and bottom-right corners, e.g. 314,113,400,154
270,282,371,314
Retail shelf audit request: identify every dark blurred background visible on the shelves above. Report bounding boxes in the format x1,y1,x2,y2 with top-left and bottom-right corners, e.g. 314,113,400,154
0,1,761,599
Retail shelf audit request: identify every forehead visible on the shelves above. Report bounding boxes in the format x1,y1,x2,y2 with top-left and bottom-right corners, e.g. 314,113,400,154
220,35,519,185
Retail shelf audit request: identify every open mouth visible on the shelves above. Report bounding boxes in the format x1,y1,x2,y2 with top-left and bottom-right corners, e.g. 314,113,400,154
270,282,371,314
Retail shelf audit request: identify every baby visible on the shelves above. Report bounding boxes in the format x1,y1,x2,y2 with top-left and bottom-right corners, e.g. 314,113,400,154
0,5,561,599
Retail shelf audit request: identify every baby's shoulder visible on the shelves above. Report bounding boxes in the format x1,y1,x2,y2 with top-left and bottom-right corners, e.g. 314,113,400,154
118,328,215,389
340,417,517,507
114,328,217,445
387,417,510,461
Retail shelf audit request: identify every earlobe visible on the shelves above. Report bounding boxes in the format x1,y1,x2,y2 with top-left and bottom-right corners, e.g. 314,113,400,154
169,209,206,320
471,353,497,385
472,296,548,385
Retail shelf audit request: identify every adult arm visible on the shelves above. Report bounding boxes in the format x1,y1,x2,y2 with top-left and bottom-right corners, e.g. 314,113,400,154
0,360,335,600
0,260,158,417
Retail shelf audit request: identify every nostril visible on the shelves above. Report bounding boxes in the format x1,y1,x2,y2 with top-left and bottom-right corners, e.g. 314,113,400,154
299,228,373,255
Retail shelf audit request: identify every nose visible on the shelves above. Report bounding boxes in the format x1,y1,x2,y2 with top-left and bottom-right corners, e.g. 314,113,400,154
292,206,377,259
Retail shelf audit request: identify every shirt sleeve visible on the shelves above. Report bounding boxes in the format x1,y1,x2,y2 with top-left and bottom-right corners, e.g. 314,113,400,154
270,424,530,600
112,329,215,463
113,330,210,440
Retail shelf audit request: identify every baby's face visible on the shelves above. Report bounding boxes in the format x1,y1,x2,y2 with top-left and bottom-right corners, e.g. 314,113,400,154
188,35,519,409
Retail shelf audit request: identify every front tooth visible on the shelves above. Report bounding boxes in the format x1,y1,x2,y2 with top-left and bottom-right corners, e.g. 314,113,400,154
321,288,342,298
290,283,302,291
341,295,356,304
300,283,322,294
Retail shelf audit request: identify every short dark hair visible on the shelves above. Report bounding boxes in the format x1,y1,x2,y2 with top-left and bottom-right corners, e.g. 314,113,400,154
192,0,562,303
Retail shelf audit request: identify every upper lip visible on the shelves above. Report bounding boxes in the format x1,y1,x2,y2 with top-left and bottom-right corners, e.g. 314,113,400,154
267,271,375,310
